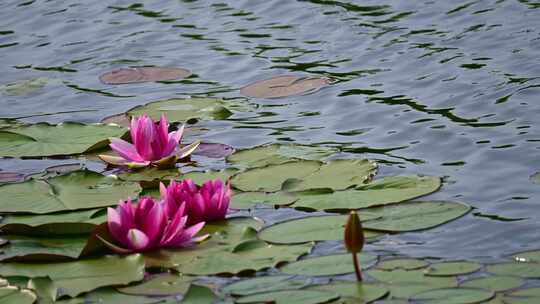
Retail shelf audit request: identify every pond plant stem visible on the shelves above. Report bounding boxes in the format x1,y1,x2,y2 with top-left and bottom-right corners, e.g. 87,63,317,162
352,253,362,281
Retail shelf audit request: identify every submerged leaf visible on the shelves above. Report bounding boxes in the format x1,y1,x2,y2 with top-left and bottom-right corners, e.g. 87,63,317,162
240,75,330,99
425,261,482,277
280,253,377,276
222,276,310,296
99,67,191,84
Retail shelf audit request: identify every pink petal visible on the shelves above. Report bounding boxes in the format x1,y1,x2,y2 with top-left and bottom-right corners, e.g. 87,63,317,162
160,211,188,246
127,229,150,251
107,207,128,247
109,138,144,162
134,115,156,160
141,201,166,246
166,221,205,248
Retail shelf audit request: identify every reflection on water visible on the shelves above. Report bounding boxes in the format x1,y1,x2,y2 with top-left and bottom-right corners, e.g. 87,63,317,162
1,0,540,260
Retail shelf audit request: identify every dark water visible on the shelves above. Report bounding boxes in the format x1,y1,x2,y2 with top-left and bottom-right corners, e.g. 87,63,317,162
1,0,540,261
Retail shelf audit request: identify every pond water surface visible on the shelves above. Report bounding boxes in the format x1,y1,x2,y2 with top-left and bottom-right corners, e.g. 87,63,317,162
1,0,540,262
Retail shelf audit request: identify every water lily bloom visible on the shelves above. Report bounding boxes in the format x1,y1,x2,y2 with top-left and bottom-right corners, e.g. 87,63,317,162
160,178,231,226
103,197,206,253
99,114,200,168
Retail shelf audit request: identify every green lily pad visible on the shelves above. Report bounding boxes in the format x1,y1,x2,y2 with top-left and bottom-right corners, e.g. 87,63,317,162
308,282,389,304
181,284,218,304
0,286,36,304
293,176,440,211
364,201,471,232
0,234,89,261
258,214,382,244
182,168,239,185
425,261,482,277
235,289,339,304
0,208,105,235
504,287,540,304
27,277,57,303
513,249,540,263
55,287,169,304
486,262,540,278
231,160,321,192
145,217,311,275
0,170,141,214
0,254,145,298
226,144,338,169
222,275,311,296
116,167,181,183
376,258,429,270
231,191,298,209
231,159,377,193
117,273,194,296
2,77,49,96
368,269,457,298
460,276,523,292
410,287,494,304
127,98,233,123
280,253,377,276
0,122,126,157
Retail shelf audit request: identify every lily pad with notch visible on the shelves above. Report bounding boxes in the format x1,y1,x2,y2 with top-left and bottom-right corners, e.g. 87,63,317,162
99,67,191,84
240,75,331,99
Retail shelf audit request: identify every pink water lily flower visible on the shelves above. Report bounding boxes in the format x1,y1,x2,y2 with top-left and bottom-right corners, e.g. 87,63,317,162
160,179,231,226
99,114,200,168
103,197,206,253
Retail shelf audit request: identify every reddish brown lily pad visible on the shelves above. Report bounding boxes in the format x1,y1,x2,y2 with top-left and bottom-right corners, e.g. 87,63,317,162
0,172,25,183
240,75,331,99
99,67,191,85
192,142,235,158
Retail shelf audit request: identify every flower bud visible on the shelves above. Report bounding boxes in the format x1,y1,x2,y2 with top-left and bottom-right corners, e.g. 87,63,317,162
344,211,364,253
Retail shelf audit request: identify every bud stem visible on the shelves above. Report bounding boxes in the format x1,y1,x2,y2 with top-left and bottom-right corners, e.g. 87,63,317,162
352,253,362,281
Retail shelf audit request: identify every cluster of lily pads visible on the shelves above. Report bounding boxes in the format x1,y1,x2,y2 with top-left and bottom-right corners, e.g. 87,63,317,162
1,77,539,303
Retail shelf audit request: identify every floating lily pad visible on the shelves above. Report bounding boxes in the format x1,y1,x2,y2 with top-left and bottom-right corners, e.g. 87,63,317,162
145,217,311,275
0,170,141,214
192,142,235,158
182,168,239,185
504,287,540,304
410,287,494,304
308,282,389,304
364,201,471,232
368,269,457,298
226,144,337,169
231,160,320,192
231,191,297,209
0,286,36,304
0,234,89,261
99,67,191,84
486,262,540,278
181,284,218,304
27,277,57,303
376,258,429,270
425,261,482,277
117,273,194,296
460,276,523,292
222,275,311,296
258,214,382,244
513,249,540,263
127,98,233,123
0,172,25,184
293,176,440,211
0,122,126,157
0,254,145,298
0,208,105,235
2,77,49,96
116,167,181,183
235,289,339,304
55,287,169,304
232,159,377,193
280,253,377,276
240,75,330,99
